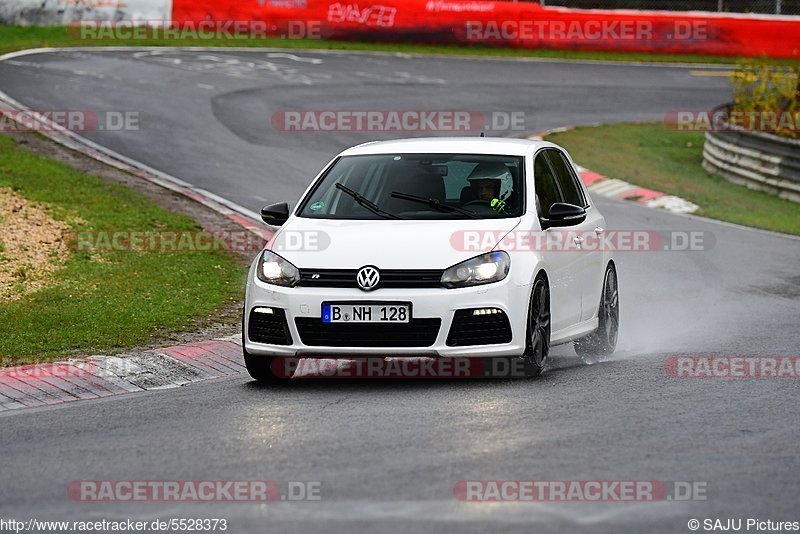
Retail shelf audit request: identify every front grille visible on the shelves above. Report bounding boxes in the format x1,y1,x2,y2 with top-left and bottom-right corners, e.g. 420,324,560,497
295,318,441,347
248,308,293,345
297,269,444,289
446,309,513,347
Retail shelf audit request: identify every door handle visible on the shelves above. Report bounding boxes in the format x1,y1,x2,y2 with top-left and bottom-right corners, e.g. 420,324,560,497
573,236,585,246
595,227,605,234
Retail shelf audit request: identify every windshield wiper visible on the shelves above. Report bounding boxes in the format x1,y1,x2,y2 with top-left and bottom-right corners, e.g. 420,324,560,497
335,182,401,220
390,191,479,219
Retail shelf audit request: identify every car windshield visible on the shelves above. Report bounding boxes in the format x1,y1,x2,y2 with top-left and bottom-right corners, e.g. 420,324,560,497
298,153,524,220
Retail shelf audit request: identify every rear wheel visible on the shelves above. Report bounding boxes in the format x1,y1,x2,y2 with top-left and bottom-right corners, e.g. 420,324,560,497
517,274,551,378
574,263,619,359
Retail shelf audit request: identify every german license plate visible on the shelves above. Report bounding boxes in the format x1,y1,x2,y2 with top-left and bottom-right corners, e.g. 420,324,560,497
322,303,411,323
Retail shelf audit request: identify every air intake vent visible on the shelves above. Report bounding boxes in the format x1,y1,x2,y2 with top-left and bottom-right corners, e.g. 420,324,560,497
248,307,293,345
446,309,512,347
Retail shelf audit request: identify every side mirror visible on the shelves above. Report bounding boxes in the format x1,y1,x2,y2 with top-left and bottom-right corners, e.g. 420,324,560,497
261,202,290,226
540,202,587,229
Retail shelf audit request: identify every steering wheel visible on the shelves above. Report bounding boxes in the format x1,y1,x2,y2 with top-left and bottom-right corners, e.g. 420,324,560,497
463,199,510,215
463,199,493,208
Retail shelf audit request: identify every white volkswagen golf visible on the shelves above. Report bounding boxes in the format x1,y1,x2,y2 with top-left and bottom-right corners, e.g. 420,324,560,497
243,137,618,381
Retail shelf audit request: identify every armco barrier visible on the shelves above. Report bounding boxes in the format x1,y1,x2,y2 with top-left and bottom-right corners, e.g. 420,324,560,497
703,105,800,203
170,0,800,58
703,129,800,203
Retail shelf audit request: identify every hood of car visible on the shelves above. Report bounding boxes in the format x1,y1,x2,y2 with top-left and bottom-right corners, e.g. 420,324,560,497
268,217,521,270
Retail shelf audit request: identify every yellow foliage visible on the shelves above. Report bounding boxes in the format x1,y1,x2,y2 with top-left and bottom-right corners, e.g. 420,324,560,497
730,60,800,139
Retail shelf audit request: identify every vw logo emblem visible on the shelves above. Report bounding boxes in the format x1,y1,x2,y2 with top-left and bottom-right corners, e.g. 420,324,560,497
356,266,380,291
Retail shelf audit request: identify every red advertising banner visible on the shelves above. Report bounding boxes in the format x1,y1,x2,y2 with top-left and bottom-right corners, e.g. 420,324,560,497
171,0,800,58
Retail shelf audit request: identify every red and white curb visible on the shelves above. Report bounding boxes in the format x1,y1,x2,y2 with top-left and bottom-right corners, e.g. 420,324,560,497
530,130,700,214
0,337,246,413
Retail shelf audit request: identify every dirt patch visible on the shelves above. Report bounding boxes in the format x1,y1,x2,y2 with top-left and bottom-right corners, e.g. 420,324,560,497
0,187,70,302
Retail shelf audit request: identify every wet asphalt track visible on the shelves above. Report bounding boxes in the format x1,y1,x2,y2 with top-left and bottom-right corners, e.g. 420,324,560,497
0,49,799,533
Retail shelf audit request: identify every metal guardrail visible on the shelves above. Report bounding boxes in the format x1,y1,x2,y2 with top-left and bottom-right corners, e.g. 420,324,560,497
702,107,800,203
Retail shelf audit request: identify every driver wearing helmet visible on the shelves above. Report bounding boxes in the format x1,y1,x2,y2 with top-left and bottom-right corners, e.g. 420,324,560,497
466,162,514,213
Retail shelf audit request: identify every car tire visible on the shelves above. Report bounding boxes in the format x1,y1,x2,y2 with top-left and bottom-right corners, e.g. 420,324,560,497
242,310,288,383
243,349,285,383
518,274,551,378
574,263,619,359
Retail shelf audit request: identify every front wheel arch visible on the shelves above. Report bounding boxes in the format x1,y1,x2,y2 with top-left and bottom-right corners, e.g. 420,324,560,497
574,262,619,359
517,271,551,378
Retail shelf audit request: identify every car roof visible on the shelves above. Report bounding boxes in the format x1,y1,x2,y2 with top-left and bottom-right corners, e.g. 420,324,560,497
338,137,558,157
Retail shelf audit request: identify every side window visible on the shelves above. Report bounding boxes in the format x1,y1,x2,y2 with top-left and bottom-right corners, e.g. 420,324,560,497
534,152,563,218
546,150,586,208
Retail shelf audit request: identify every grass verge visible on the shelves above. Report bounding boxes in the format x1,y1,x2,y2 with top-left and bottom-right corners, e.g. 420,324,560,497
1,25,798,65
0,134,245,363
546,122,800,236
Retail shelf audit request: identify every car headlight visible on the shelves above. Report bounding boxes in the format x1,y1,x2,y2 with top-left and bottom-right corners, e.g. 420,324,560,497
257,250,300,287
441,251,510,288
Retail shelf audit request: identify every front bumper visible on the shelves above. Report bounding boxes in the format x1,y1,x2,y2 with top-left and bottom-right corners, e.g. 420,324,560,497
243,275,530,358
